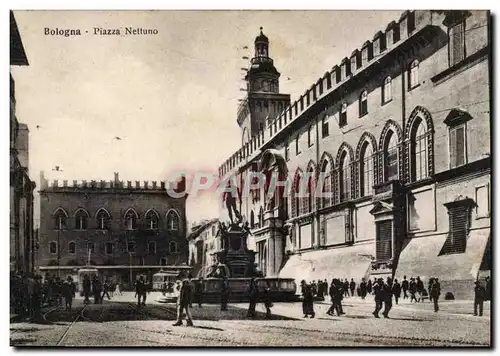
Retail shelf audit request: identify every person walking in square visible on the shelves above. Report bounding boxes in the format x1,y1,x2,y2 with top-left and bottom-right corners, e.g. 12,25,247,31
430,278,441,312
247,277,259,318
372,278,385,318
474,281,486,316
62,276,76,311
402,276,409,299
220,276,229,311
349,279,356,297
173,276,194,327
392,279,401,305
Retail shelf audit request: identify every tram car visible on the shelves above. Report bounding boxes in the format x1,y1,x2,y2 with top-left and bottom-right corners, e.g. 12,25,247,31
77,267,100,296
153,270,179,303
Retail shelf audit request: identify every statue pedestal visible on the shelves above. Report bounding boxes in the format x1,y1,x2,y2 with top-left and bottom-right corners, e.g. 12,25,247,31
213,225,256,278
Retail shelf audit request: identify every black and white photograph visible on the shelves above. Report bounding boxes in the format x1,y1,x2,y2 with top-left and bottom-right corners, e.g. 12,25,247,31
8,7,492,348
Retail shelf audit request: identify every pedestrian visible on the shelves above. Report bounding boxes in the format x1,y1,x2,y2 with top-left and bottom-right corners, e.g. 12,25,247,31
173,276,194,327
187,274,195,308
102,280,112,300
392,279,401,305
409,277,417,302
220,276,229,311
247,277,259,318
360,278,367,300
349,278,356,297
366,279,372,295
416,276,424,302
372,278,385,318
195,277,203,308
383,277,393,318
402,276,409,299
343,279,350,298
62,276,76,311
474,281,486,316
485,276,491,302
136,275,147,306
116,281,122,296
301,280,315,318
430,278,441,312
327,279,336,316
83,275,91,304
428,277,435,303
263,282,273,319
92,276,102,304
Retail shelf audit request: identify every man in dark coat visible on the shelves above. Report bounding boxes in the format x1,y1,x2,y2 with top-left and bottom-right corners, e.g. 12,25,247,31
301,281,315,318
409,277,417,302
263,283,273,319
428,277,435,303
366,279,372,295
383,278,393,318
392,279,402,305
360,278,367,300
430,278,441,312
62,276,76,311
247,277,259,318
173,278,194,326
136,275,148,306
372,278,385,318
474,281,486,316
349,279,356,297
416,276,424,302
92,277,102,304
82,275,91,305
402,276,409,299
343,279,350,297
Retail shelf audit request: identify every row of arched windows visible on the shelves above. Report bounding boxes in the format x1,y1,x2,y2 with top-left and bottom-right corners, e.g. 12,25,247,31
291,108,433,218
52,207,181,231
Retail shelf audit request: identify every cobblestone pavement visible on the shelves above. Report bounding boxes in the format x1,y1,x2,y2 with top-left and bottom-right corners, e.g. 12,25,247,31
10,293,491,347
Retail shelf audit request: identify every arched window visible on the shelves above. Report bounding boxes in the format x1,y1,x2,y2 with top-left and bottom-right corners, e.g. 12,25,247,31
409,60,419,89
291,170,302,218
359,90,368,117
145,210,160,230
339,152,351,202
382,76,392,104
74,209,89,230
96,208,111,230
49,241,57,254
321,159,332,208
124,209,138,230
105,242,113,255
53,208,68,230
147,241,156,254
68,241,76,254
300,167,314,214
250,210,255,228
384,131,399,182
166,210,180,231
411,118,429,181
169,241,178,253
211,225,216,236
360,142,375,197
259,207,264,227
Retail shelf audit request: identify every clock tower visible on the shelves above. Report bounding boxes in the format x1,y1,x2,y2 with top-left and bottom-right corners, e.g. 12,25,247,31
237,28,291,146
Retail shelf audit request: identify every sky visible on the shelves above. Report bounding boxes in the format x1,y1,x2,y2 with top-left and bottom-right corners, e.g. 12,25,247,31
11,10,402,226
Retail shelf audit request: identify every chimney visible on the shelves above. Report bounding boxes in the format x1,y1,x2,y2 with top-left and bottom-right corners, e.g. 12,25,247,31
114,172,119,183
63,180,68,187
127,181,132,188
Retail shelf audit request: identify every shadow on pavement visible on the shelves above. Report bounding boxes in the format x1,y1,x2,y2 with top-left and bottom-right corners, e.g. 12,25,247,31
10,338,36,346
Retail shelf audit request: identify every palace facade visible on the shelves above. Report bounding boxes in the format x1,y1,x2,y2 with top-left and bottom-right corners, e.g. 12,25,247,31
38,172,189,285
219,10,491,299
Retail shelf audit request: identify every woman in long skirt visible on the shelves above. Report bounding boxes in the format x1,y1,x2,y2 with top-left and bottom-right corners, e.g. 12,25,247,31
301,280,315,318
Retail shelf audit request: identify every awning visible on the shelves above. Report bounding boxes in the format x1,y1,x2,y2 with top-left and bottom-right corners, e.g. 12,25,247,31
279,242,375,283
395,228,490,283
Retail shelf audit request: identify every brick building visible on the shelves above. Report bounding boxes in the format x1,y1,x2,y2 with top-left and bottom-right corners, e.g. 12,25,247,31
10,11,36,274
219,11,491,299
38,172,188,285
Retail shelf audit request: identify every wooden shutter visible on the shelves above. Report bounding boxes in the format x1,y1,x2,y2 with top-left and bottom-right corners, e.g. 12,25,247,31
376,220,392,260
